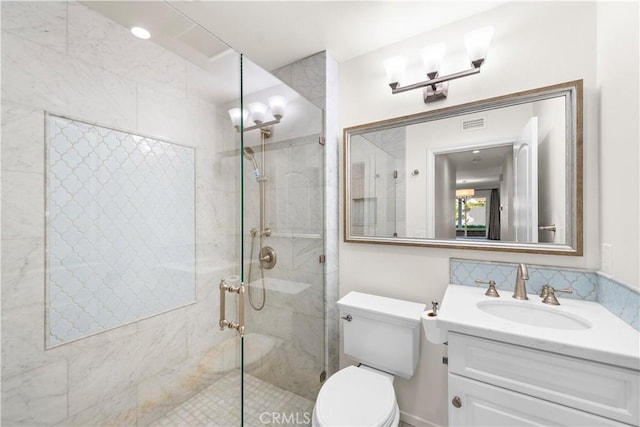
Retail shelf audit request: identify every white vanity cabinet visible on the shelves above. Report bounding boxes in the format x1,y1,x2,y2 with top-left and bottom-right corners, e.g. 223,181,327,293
447,333,639,426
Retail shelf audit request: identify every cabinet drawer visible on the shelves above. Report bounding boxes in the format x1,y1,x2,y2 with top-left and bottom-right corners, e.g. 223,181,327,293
449,332,639,425
449,374,630,426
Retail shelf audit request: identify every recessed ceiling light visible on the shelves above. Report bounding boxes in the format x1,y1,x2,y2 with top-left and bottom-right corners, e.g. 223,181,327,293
472,150,480,154
130,26,151,40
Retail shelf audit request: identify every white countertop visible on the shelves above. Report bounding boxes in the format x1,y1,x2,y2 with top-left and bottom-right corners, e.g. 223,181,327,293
437,284,640,371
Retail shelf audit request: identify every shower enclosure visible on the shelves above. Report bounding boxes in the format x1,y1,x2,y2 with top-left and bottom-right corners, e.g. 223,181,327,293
229,54,327,424
1,2,325,426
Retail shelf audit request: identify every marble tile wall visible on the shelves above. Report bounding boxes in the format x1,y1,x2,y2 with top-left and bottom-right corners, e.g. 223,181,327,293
273,51,341,377
1,2,243,425
450,258,640,331
46,115,196,346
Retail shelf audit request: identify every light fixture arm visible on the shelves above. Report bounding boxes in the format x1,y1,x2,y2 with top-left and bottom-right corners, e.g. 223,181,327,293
389,66,481,95
235,116,282,133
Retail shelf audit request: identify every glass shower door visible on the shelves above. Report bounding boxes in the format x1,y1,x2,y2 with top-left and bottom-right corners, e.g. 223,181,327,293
239,55,326,425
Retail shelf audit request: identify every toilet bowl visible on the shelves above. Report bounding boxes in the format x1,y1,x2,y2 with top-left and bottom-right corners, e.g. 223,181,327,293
312,292,425,427
312,366,399,427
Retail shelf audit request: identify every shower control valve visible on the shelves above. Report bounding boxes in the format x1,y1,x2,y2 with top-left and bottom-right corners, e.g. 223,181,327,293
259,246,277,269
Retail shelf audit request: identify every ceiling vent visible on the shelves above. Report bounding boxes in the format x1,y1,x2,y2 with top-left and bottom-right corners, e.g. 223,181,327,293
461,117,486,132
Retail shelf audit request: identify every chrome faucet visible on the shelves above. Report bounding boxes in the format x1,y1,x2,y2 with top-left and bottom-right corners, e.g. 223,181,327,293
513,263,529,300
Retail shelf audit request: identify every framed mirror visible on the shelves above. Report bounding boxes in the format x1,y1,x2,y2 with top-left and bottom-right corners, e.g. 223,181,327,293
344,80,583,255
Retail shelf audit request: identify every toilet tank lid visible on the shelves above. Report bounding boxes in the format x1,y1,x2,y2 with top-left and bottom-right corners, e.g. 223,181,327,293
338,292,426,324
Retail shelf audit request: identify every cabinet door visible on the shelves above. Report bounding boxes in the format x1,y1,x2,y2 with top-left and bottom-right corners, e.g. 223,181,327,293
448,332,639,425
449,374,628,426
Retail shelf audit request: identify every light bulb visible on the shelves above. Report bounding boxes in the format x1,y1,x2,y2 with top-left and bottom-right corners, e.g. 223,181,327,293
228,108,248,128
383,56,406,86
268,96,287,119
421,43,446,76
465,26,494,66
248,102,267,124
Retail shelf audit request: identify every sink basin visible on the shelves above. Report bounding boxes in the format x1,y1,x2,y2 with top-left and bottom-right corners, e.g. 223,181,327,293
477,300,592,330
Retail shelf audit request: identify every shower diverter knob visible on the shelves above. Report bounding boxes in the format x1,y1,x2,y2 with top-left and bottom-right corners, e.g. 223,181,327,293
259,246,277,269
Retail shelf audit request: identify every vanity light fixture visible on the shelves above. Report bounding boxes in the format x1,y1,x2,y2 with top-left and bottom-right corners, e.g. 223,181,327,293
130,26,151,40
384,26,494,103
228,95,287,132
456,188,475,198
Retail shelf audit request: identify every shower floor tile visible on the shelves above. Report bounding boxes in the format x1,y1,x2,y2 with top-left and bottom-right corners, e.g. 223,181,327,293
152,370,314,427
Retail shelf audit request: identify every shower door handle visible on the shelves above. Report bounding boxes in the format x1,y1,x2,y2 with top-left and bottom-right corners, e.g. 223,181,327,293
219,278,245,336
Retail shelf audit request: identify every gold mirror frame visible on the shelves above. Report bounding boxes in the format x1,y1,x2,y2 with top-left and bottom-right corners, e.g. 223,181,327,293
343,80,583,255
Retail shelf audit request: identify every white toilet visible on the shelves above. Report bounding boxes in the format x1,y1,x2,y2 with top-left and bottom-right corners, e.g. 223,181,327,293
313,291,426,427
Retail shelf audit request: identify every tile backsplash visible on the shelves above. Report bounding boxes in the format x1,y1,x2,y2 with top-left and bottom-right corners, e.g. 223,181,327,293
598,274,640,331
450,258,639,331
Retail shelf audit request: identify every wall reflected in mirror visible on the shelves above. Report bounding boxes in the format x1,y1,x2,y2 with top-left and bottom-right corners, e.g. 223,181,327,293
345,81,582,255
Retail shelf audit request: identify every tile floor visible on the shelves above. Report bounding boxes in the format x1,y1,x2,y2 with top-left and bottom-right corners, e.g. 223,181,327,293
152,370,314,426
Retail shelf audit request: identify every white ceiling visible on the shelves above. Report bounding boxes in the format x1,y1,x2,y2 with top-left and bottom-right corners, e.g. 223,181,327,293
85,1,507,72
445,144,512,189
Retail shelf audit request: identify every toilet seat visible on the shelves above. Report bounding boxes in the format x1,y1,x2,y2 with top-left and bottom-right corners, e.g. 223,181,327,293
312,366,399,427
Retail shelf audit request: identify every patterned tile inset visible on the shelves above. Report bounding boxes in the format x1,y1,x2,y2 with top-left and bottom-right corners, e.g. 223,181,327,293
46,115,196,346
152,370,313,427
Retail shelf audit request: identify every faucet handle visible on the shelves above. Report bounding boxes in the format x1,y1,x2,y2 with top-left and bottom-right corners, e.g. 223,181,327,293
541,286,573,305
475,280,500,298
539,284,550,298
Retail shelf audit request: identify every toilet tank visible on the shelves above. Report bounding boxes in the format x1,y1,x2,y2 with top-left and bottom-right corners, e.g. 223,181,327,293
338,291,426,379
